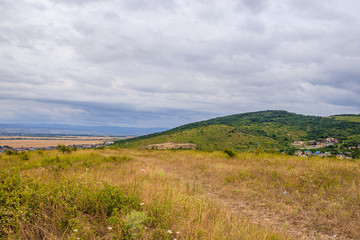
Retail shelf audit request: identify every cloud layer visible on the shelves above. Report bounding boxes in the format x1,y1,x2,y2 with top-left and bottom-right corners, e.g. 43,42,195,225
1,0,359,127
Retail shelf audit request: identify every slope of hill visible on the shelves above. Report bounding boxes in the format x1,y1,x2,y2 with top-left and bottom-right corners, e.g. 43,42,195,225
329,114,360,123
115,110,360,151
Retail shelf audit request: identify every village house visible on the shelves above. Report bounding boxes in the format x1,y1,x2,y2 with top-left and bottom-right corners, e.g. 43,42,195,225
295,150,303,156
304,150,312,156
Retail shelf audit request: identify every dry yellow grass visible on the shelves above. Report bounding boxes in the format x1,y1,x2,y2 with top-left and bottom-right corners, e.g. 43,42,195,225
111,149,359,239
1,148,359,239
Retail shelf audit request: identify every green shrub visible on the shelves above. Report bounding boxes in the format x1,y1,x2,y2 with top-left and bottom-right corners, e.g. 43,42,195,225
123,210,149,239
0,171,39,237
5,150,16,156
20,152,29,161
37,149,44,155
69,145,78,151
223,149,236,158
42,156,70,170
90,182,141,216
57,145,71,153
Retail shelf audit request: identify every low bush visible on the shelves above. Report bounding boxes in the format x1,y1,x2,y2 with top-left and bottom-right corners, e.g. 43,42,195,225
223,149,236,158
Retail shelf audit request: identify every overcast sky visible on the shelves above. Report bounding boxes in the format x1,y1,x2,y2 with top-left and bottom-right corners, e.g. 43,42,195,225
1,0,359,128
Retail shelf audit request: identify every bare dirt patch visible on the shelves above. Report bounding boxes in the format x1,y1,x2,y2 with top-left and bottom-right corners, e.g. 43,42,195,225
141,142,196,150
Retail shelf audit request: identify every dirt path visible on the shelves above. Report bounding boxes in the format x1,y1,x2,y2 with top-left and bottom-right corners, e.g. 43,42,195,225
159,164,348,240
127,149,356,240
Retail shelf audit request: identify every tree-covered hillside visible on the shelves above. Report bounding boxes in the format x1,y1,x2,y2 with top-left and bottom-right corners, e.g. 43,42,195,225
115,110,360,151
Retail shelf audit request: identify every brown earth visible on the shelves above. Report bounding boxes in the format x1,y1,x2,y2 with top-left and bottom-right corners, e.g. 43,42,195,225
141,142,197,150
0,136,123,148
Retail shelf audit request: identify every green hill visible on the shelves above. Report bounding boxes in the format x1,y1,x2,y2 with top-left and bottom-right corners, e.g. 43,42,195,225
115,110,360,151
329,114,360,123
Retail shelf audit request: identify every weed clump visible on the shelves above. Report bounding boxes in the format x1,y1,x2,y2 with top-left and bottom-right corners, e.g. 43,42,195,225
0,173,142,239
42,156,71,171
223,149,236,158
20,152,29,161
124,210,148,238
5,150,16,156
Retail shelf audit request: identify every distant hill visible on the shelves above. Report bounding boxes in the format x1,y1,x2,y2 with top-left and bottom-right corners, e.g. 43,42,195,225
114,110,360,151
0,123,167,136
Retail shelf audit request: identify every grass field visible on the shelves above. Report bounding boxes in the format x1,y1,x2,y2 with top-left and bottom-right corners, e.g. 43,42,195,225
331,116,360,123
1,148,359,239
0,136,122,148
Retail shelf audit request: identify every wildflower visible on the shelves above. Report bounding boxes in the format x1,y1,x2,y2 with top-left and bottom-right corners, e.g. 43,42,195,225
141,169,146,172
176,231,180,235
206,192,210,195
73,229,78,232
167,230,173,234
108,227,112,230
333,235,336,238
283,191,287,196
140,203,145,206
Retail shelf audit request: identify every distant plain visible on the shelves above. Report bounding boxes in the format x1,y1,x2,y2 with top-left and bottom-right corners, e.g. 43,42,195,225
0,135,125,148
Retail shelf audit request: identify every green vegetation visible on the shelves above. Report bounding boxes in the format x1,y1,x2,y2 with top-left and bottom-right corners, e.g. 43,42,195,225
330,114,360,123
115,110,360,151
118,124,277,151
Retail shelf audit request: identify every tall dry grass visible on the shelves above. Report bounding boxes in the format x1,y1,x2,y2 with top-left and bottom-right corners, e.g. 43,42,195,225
1,148,359,239
0,149,289,239
126,149,359,239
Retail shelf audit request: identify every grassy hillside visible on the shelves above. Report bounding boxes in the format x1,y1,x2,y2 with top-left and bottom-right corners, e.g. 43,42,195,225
330,114,360,123
1,148,359,239
115,110,360,150
122,124,277,151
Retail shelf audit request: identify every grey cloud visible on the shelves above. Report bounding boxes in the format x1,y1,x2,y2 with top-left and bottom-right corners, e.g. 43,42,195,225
48,0,107,6
239,0,268,14
0,0,359,128
242,17,266,34
289,0,342,21
120,0,177,12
